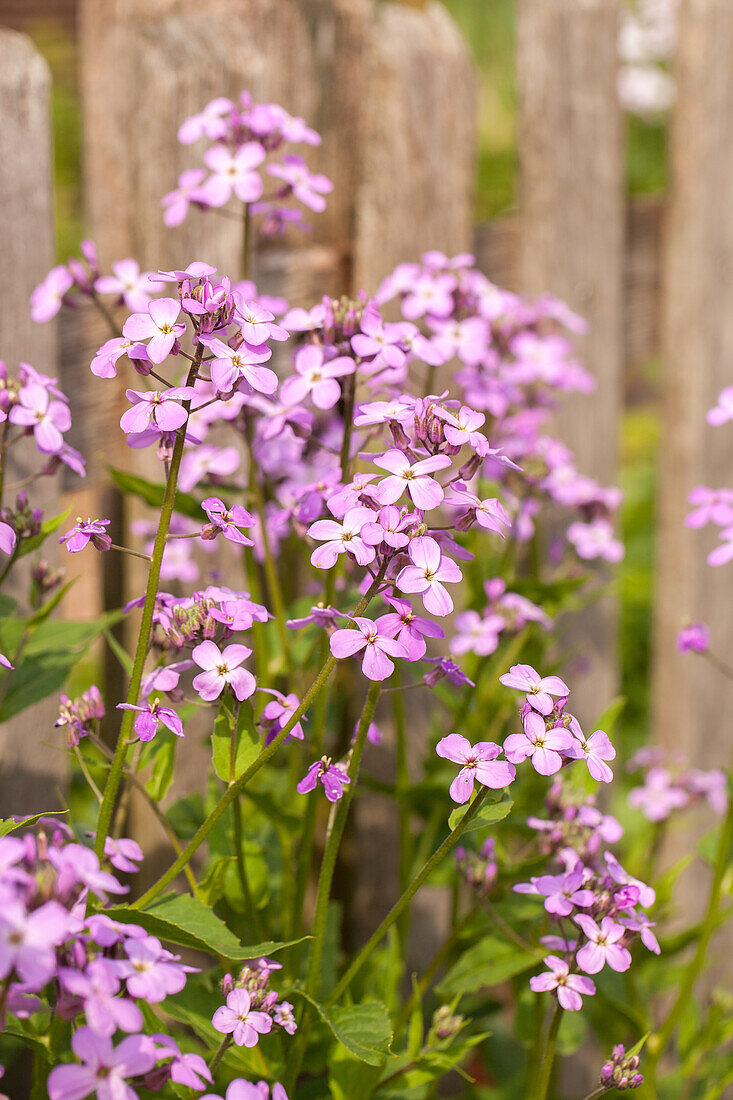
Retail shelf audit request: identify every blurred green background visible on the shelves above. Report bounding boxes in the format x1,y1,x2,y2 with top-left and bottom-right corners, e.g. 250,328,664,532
9,0,663,749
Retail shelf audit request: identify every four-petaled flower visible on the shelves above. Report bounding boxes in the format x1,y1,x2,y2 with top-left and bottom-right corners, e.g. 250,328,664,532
396,537,462,616
330,616,408,681
529,956,596,1011
122,298,186,364
199,143,266,206
308,506,376,569
199,335,278,395
436,733,515,804
373,449,451,510
297,757,351,802
10,384,71,454
201,497,255,546
95,259,154,312
503,712,574,776
564,719,616,783
574,915,632,974
192,641,256,702
60,517,112,554
212,988,273,1047
120,387,195,435
47,1028,157,1100
499,664,569,715
280,345,355,410
117,699,184,741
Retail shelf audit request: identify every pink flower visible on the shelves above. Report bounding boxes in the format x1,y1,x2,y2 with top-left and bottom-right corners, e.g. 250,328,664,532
259,691,304,745
434,404,486,446
447,487,511,536
60,518,111,554
529,956,596,1011
199,143,265,206
148,1034,213,1091
307,506,377,569
677,621,709,653
534,868,594,917
59,958,143,1037
567,519,624,563
627,767,688,822
0,899,69,988
280,345,355,410
192,640,256,702
297,757,350,802
351,305,406,367
233,297,288,344
707,386,733,426
0,521,16,557
503,712,574,776
604,852,656,909
574,915,632,974
95,260,154,313
122,298,186,364
379,595,444,660
330,616,408,681
113,936,192,1002
212,988,273,1047
396,537,462,616
116,700,184,741
90,337,149,379
450,610,505,657
119,387,194,435
178,97,233,143
201,497,255,545
199,335,278,396
31,264,74,323
499,664,569,715
401,273,456,320
564,720,616,783
373,449,451,510
178,444,241,492
436,733,515,803
47,1028,157,1100
161,168,207,226
267,155,333,212
10,383,71,454
361,505,414,550
104,837,143,874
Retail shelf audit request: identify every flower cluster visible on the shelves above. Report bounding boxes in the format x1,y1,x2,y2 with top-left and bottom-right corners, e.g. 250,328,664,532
163,93,331,235
599,1043,644,1090
519,782,658,1011
627,747,728,822
212,960,296,1050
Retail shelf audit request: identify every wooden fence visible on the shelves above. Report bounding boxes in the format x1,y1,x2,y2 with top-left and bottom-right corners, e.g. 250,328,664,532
0,0,731,967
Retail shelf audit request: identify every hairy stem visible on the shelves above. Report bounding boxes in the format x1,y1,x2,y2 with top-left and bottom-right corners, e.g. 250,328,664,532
94,343,203,860
532,1001,562,1100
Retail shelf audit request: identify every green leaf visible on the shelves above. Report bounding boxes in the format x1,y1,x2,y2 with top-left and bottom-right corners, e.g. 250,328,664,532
197,856,236,907
107,466,203,521
212,702,260,783
145,739,176,801
16,508,71,559
27,579,77,627
436,936,544,996
625,1032,650,1061
294,991,393,1066
106,896,306,961
330,1047,385,1100
448,791,513,835
0,810,66,837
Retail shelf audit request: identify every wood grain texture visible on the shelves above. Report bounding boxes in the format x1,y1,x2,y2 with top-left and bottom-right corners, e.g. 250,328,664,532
653,0,733,969
517,0,624,721
0,30,67,811
353,0,475,294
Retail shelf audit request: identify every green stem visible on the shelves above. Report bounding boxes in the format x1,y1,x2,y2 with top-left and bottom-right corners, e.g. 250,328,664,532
393,678,412,951
233,791,262,940
248,458,292,675
478,896,534,952
395,904,477,1038
339,374,357,480
132,576,384,910
645,772,733,1079
94,344,204,860
532,1002,562,1100
208,1034,232,1074
578,1089,606,1100
326,786,491,1006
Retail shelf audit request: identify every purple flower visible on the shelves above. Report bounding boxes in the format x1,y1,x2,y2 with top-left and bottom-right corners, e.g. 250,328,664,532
330,616,408,681
503,712,574,776
234,296,288,344
308,506,377,569
104,837,144,874
258,691,304,745
529,956,596,1011
47,1027,156,1100
379,595,444,660
120,386,195,436
397,537,462,616
116,699,184,741
148,1035,213,1091
280,345,355,410
0,521,16,557
707,386,733,425
499,664,569,715
179,444,241,493
10,383,71,454
361,505,414,550
567,519,624,563
373,449,451,511
95,260,154,313
268,154,333,212
677,621,709,653
212,987,273,1047
114,936,192,1002
0,899,69,988
199,335,278,396
351,305,406,367
59,958,143,1036
447,486,512,536
31,264,74,322
436,733,515,803
49,844,128,904
161,168,207,227
192,641,256,702
199,143,265,206
534,868,594,917
604,852,655,910
450,610,505,657
273,1001,297,1034
201,497,255,545
122,298,186,364
627,767,689,822
564,720,616,783
574,915,632,974
177,97,233,143
423,657,475,688
297,757,351,802
60,518,112,554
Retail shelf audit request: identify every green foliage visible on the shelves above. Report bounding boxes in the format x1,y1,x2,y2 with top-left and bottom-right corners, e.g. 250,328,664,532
448,791,513,835
107,466,203,522
436,937,544,997
293,992,393,1066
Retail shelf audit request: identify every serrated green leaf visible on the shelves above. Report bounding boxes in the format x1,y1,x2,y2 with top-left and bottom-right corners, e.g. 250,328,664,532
448,791,513,835
107,466,203,521
294,991,393,1065
16,508,71,559
197,856,236,907
436,936,544,996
